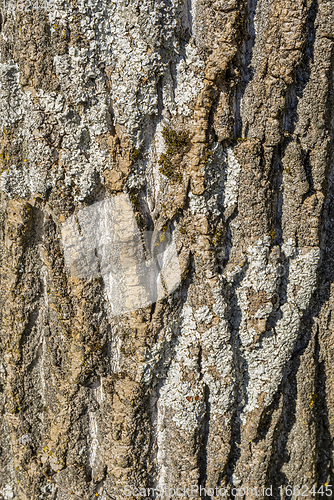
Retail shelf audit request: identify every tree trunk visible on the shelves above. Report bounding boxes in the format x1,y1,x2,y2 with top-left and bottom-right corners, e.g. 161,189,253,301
0,0,334,498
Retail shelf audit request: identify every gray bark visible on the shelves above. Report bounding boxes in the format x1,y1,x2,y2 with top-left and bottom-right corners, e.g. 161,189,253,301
0,0,334,498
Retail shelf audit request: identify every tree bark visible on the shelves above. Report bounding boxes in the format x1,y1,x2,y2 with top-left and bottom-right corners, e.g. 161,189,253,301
0,0,334,498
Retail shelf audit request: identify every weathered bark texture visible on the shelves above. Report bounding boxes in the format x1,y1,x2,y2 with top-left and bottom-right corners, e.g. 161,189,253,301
0,0,334,498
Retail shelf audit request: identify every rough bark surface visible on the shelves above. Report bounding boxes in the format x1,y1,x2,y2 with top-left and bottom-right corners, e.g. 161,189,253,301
0,0,334,498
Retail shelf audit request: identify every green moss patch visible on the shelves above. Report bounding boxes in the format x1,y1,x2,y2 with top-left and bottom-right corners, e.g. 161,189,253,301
158,127,191,183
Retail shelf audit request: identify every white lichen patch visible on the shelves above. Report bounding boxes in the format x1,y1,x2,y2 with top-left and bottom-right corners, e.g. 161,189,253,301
47,0,205,144
222,148,241,210
0,0,208,205
0,484,14,500
1,164,30,198
146,120,166,213
152,299,236,490
230,238,321,421
18,434,32,446
0,67,111,201
153,306,202,429
0,62,24,126
190,145,241,219
87,411,99,472
189,191,210,215
174,46,205,116
194,305,213,324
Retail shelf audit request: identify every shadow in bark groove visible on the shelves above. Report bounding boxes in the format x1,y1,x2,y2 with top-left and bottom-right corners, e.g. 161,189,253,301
264,340,304,496
283,0,318,136
272,0,318,246
257,256,290,347
145,291,190,491
264,0,334,488
314,327,334,489
223,262,250,491
234,0,258,139
197,383,211,499
265,197,334,496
